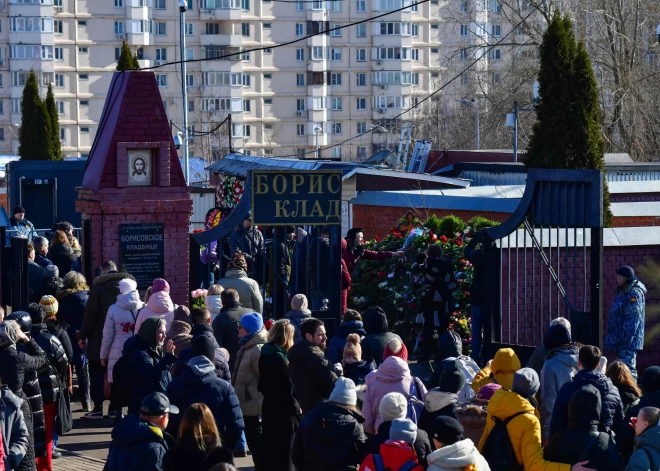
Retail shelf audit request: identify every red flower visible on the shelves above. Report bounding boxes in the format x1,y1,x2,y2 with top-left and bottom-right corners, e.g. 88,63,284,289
375,236,381,242
377,271,387,279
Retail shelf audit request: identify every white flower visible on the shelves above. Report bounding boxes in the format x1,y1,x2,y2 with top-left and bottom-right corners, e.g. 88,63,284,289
464,226,472,234
378,282,388,289
455,232,461,237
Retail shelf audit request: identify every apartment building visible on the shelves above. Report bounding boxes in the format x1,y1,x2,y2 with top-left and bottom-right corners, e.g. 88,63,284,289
0,0,511,161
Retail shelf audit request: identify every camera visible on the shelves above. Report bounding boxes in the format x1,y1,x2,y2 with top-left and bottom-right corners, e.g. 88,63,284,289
173,132,183,150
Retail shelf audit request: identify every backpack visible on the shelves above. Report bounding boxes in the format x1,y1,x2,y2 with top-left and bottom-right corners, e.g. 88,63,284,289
406,377,425,425
111,308,142,407
481,411,530,471
372,454,421,471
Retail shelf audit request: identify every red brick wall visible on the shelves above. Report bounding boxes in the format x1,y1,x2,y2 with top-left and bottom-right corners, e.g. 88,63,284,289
0,192,6,212
613,217,660,227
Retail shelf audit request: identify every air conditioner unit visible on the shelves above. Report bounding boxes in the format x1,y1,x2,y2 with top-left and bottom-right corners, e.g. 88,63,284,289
376,60,383,65
55,6,63,12
297,110,304,116
380,84,386,90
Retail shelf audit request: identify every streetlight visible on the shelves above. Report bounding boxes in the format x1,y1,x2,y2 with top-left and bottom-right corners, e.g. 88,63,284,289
179,0,189,184
456,98,479,150
505,81,540,162
313,125,323,159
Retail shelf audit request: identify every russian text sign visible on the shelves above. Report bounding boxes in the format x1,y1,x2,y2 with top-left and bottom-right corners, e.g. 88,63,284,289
119,223,165,288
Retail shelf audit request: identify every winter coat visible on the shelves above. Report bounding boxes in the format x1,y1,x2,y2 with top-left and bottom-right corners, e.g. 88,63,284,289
34,254,52,269
30,324,68,405
166,355,244,449
343,359,376,386
173,325,231,383
606,279,646,352
287,339,338,415
123,334,177,416
134,291,176,334
232,330,267,417
0,341,48,398
544,384,620,471
80,272,135,361
471,348,521,393
39,276,62,300
292,401,368,471
540,345,579,440
47,243,78,277
618,391,660,463
165,320,192,354
366,420,432,469
212,302,253,372
477,388,570,471
422,256,456,312
627,425,660,471
550,369,624,440
327,320,367,364
205,295,222,323
100,290,144,382
342,244,393,275
57,289,88,332
228,227,264,270
360,441,424,471
163,439,234,471
15,342,46,458
419,390,458,433
45,319,73,372
527,345,548,375
4,217,33,245
106,414,173,471
27,261,43,304
217,269,263,314
361,307,397,367
258,343,300,419
363,356,428,433
285,309,312,345
427,439,490,471
0,386,29,471
617,384,641,415
15,390,33,471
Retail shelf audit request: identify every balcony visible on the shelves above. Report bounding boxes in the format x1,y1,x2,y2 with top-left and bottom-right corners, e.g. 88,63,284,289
200,0,242,21
203,46,242,62
201,34,242,48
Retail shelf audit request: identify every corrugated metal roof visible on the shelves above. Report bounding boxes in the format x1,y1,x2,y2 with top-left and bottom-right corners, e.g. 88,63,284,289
206,154,356,177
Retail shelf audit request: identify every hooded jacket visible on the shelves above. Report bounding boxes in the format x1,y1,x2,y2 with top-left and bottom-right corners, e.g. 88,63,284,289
232,329,267,417
618,390,660,463
544,385,620,471
361,307,397,367
549,369,624,440
217,269,263,314
327,320,367,364
173,325,231,383
165,355,244,449
205,295,222,323
285,309,312,345
343,360,376,387
292,401,368,471
134,291,176,334
430,332,480,400
47,243,78,277
212,302,252,372
477,388,570,471
606,279,647,352
427,438,490,471
100,290,144,382
362,356,427,433
106,414,173,471
419,390,458,433
287,339,338,415
472,348,520,393
80,272,135,361
627,425,660,471
360,440,424,471
31,323,68,405
366,421,432,469
540,345,579,440
0,386,29,471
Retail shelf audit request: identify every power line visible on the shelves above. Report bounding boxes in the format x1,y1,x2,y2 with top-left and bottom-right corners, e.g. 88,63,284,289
140,0,430,70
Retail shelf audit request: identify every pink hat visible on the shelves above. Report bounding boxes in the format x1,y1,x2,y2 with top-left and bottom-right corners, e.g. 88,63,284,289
152,278,170,294
475,383,502,403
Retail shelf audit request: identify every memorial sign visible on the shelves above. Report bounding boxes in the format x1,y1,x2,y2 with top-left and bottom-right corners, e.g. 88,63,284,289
120,223,165,288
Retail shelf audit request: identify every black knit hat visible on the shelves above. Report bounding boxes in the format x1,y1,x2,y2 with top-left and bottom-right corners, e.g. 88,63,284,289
642,366,660,394
13,206,25,216
439,360,466,394
346,227,364,241
191,336,215,363
431,416,464,445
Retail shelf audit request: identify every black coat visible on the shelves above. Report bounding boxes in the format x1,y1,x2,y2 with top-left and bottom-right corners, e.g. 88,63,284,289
39,277,62,300
15,340,47,458
106,415,173,471
617,383,641,413
342,360,376,386
47,243,78,277
361,307,396,366
287,339,338,415
618,390,660,463
27,261,43,304
31,324,68,405
56,289,89,365
212,303,252,371
292,401,368,471
366,420,432,470
46,320,73,368
544,384,621,471
0,340,48,397
16,389,36,471
173,325,231,382
163,441,234,471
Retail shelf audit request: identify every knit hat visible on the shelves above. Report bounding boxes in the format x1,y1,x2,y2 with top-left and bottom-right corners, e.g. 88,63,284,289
491,348,521,390
383,336,408,362
543,324,572,350
476,383,501,402
239,313,264,334
13,206,25,216
343,333,362,361
152,278,170,294
512,368,540,398
191,336,216,363
173,306,191,324
642,366,660,394
617,266,635,280
40,295,58,317
0,321,19,348
389,418,417,445
119,278,137,295
439,360,466,394
290,294,308,311
378,392,408,422
431,416,464,445
328,377,357,406
43,265,59,279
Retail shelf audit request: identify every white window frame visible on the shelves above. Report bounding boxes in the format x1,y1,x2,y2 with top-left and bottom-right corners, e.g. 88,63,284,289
156,74,167,87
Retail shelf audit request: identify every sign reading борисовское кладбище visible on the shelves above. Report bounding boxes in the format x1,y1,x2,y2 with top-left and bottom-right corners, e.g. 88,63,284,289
120,223,165,288
251,170,342,226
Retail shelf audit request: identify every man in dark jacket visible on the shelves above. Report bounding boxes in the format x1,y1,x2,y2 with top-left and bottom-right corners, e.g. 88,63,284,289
268,225,295,314
361,307,397,367
166,336,244,449
78,261,135,419
212,290,252,371
544,384,620,471
33,237,52,269
125,317,177,417
27,242,44,304
549,345,624,440
288,318,338,415
106,392,178,471
229,213,264,276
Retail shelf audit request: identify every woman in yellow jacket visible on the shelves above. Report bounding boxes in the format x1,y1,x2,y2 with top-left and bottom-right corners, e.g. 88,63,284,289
472,348,521,393
478,368,594,471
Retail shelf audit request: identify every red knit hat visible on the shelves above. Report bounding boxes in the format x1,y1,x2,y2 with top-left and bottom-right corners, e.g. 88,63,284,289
383,337,408,362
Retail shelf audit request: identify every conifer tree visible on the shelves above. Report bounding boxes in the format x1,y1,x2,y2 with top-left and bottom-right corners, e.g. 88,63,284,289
45,83,63,161
116,41,136,71
18,70,54,161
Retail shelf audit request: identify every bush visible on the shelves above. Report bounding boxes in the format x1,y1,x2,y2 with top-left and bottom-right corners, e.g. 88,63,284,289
467,216,499,233
438,215,466,235
423,214,442,234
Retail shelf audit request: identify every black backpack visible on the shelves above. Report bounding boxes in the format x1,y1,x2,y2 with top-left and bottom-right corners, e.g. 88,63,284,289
481,411,530,471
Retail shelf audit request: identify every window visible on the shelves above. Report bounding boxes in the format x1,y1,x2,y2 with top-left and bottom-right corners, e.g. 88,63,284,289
330,24,341,37
243,99,251,112
356,0,366,11
264,73,272,79
242,0,249,9
312,97,325,110
206,23,219,34
296,73,305,86
54,20,63,34
11,99,21,114
492,72,501,84
264,48,272,54
297,124,305,136
79,73,89,80
115,0,123,6
460,0,468,12
331,73,342,86
263,23,271,29
331,48,341,61
156,48,167,62
332,147,342,159
460,48,469,60
240,23,249,36
296,23,304,36
156,74,167,87
202,72,245,86
431,48,438,53
491,0,501,12
186,48,194,60
185,23,193,35
0,102,3,116
331,0,340,11
264,99,272,104
186,74,194,87
243,125,251,138
356,73,366,86
357,146,367,159
312,0,323,9
357,49,366,61
78,20,87,26
379,22,411,36
264,124,272,131
357,122,367,134
114,21,124,35
373,95,410,109
412,24,419,36
80,100,89,106
56,101,64,114
188,100,195,112
332,97,342,110
10,18,54,32
78,47,88,53
155,0,166,8
80,127,90,133
203,98,233,111
155,22,166,35
491,24,501,37
132,20,152,34
242,74,251,86
59,128,65,141
460,24,468,37
296,48,304,61
296,98,305,111
356,98,366,110
489,48,502,60
11,45,54,59
356,24,366,37
296,0,303,11
55,74,64,87
332,122,342,135
431,24,438,30
55,47,63,60
242,51,250,61
376,47,412,60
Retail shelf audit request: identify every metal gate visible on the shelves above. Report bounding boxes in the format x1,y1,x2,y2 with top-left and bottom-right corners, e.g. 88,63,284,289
481,169,604,360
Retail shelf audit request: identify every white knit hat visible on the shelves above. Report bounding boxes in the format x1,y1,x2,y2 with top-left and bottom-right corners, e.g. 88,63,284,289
379,392,408,422
119,278,137,295
329,377,357,406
